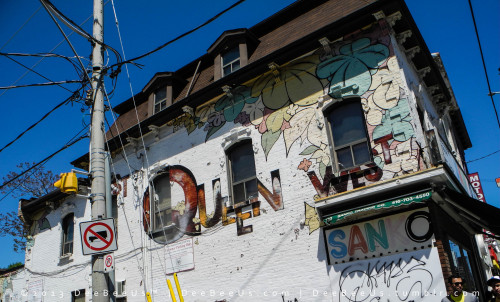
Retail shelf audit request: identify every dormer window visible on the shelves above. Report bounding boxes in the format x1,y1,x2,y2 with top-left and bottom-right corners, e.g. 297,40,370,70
154,88,167,113
222,47,241,77
207,28,259,81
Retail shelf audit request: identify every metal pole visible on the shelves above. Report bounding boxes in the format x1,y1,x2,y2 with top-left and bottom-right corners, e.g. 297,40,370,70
90,0,107,300
105,153,116,302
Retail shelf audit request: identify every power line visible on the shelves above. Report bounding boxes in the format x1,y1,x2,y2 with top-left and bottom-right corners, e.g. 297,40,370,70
40,0,123,72
0,52,87,78
467,149,500,164
0,133,87,192
0,6,42,51
0,2,102,99
0,80,83,89
110,0,246,69
1,54,74,93
40,0,92,84
0,87,85,154
467,0,500,129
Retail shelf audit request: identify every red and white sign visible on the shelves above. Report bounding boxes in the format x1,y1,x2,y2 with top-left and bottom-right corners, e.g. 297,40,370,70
80,218,117,255
468,172,486,203
104,253,114,273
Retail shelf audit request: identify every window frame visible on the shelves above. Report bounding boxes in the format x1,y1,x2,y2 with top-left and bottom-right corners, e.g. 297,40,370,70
221,46,241,77
71,289,85,302
324,97,372,172
153,87,167,114
149,171,172,242
226,139,258,205
61,213,74,256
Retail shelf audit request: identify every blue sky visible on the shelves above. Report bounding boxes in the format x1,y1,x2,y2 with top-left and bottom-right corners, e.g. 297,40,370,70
0,0,498,268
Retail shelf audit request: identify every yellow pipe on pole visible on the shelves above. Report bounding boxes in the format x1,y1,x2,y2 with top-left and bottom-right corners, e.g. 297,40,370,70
173,273,184,302
167,279,177,302
146,292,152,302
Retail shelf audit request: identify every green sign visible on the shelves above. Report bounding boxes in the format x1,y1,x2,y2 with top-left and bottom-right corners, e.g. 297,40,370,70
323,191,432,225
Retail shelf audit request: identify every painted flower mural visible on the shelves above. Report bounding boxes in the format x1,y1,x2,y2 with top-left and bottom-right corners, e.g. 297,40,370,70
317,38,389,98
164,30,419,190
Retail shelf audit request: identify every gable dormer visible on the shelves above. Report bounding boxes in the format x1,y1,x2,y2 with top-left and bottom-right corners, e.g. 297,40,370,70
207,28,259,81
143,72,187,116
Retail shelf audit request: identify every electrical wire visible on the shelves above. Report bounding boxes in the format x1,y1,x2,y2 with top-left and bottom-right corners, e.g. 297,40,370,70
0,125,89,203
1,54,75,93
109,0,246,70
467,0,500,129
39,0,123,71
40,0,92,84
0,6,42,51
0,52,87,79
466,149,500,164
0,87,85,154
0,10,94,100
0,80,83,89
0,134,87,192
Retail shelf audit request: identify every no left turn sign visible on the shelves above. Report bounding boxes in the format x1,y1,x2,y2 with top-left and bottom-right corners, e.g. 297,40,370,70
80,218,117,255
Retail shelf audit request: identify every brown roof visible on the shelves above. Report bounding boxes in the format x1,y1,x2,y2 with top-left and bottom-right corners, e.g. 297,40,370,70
104,0,379,140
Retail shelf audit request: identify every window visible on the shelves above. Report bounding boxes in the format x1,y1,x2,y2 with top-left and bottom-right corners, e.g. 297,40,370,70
327,99,371,170
150,173,172,241
221,47,240,77
61,213,74,255
154,88,167,113
448,238,478,292
227,141,258,204
71,289,85,302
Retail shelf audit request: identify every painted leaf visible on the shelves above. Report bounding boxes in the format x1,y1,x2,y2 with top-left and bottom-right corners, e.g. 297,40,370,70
195,104,215,123
304,202,320,234
340,38,371,55
260,81,289,110
317,39,389,98
285,71,324,106
261,129,282,159
266,107,290,134
300,145,320,155
319,162,327,179
329,59,372,97
205,122,225,142
283,107,316,153
353,44,389,69
251,55,321,110
215,86,258,122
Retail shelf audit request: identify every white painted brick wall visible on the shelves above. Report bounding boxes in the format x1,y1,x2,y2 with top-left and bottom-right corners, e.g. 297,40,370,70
10,25,462,302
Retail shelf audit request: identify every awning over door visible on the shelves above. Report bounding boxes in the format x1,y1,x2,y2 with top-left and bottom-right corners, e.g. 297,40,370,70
435,187,500,235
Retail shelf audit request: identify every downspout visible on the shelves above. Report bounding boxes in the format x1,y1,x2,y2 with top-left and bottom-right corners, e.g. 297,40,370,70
105,152,116,302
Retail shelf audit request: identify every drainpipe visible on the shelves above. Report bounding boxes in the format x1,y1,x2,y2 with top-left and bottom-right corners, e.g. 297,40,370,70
105,152,116,302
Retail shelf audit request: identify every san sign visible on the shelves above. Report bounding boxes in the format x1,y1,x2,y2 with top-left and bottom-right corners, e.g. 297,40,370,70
80,218,117,256
324,208,434,264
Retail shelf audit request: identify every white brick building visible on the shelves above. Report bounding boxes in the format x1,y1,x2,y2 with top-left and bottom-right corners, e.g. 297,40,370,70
9,0,500,301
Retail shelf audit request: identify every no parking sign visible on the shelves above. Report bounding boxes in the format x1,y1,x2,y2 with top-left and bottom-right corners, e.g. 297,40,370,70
80,218,117,255
104,253,114,273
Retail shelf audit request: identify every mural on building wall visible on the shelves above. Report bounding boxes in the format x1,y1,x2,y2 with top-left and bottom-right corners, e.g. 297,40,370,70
167,23,420,197
160,23,423,239
142,165,283,241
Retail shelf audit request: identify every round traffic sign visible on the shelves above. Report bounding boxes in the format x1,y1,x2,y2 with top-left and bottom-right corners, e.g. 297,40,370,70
83,222,114,251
